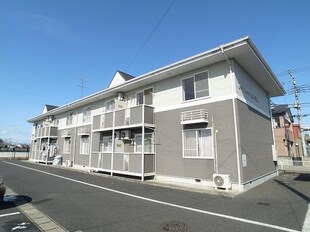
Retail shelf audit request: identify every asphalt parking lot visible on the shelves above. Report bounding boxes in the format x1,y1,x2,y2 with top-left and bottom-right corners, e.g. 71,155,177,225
0,188,40,232
0,160,309,232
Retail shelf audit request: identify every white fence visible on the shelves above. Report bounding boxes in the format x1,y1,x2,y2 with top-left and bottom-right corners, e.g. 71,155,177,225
0,148,29,160
278,157,310,173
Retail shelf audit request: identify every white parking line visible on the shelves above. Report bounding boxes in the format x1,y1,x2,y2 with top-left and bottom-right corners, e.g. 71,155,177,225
3,161,301,232
0,212,21,218
302,204,310,232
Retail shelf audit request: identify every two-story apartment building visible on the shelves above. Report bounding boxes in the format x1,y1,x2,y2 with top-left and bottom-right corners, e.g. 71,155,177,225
28,36,285,192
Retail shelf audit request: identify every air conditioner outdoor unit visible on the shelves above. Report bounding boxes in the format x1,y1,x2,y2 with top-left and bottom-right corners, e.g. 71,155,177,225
213,174,231,190
114,131,121,140
121,130,131,140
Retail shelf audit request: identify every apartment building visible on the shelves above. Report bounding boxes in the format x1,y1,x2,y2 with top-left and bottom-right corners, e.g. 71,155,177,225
28,36,285,192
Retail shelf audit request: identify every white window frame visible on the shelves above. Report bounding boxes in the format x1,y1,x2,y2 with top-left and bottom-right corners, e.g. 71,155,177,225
134,133,154,153
182,70,210,102
63,138,71,154
80,136,90,155
182,128,213,159
99,135,112,153
83,107,91,123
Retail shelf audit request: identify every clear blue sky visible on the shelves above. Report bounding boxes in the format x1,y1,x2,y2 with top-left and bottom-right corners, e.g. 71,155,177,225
1,0,310,144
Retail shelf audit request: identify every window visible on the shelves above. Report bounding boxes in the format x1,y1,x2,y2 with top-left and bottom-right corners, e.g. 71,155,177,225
136,88,153,106
63,138,71,154
80,136,90,155
103,100,115,112
136,92,144,105
183,128,213,158
135,133,153,153
99,135,112,152
83,107,91,123
182,71,209,101
66,112,73,125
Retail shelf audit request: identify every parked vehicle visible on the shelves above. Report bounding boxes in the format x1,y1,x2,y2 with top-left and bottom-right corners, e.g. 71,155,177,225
0,176,6,202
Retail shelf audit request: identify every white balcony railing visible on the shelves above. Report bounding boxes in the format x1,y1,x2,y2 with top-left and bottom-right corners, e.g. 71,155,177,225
180,109,208,124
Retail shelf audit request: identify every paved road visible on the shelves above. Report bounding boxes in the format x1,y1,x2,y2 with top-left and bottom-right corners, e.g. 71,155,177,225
0,160,309,232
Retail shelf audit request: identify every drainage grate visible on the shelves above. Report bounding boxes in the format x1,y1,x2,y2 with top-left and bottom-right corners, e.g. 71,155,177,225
159,221,188,232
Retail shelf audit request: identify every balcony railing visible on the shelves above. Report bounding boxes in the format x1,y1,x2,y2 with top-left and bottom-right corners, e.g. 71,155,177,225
93,105,154,130
180,109,208,124
34,126,58,138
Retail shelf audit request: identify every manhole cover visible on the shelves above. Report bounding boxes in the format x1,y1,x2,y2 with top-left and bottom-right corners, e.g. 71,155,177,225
159,221,188,232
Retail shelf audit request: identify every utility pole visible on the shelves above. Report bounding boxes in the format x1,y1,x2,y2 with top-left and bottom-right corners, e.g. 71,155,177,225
79,78,88,98
288,70,306,156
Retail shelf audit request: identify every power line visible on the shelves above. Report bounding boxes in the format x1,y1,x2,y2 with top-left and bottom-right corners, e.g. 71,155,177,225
125,0,176,71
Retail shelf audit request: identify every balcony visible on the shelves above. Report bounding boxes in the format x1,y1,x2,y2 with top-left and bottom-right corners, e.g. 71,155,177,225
34,126,58,138
180,109,208,124
93,105,154,131
90,152,155,177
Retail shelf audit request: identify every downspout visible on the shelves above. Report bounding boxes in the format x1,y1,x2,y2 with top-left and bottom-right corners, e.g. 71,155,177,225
220,45,242,191
69,104,77,167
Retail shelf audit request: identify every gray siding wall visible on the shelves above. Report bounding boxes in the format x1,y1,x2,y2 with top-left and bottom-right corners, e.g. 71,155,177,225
155,100,238,182
236,100,276,183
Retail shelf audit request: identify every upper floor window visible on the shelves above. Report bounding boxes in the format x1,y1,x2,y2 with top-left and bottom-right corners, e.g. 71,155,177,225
83,107,91,123
182,71,209,101
136,88,153,105
66,112,73,125
136,92,144,105
103,100,115,112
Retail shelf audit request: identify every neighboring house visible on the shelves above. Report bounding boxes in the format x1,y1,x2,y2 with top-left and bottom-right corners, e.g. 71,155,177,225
272,105,296,157
28,36,285,192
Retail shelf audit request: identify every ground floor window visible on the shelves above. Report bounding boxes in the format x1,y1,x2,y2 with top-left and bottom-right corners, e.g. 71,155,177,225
63,138,71,154
80,136,90,155
135,133,153,153
183,128,213,158
100,135,112,152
